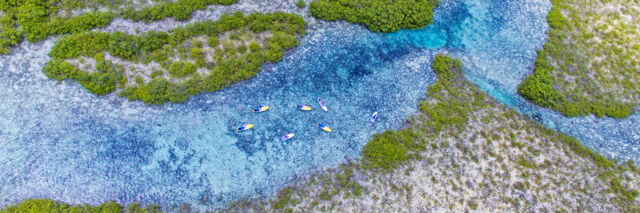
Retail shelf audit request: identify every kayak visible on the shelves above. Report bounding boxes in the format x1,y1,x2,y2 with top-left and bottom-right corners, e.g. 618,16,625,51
370,111,378,124
253,105,269,112
316,123,332,132
278,133,295,141
237,124,254,131
296,104,312,111
317,98,328,111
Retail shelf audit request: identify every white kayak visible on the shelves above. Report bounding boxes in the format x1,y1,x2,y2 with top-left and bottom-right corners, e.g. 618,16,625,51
317,97,328,111
278,133,295,141
370,111,378,124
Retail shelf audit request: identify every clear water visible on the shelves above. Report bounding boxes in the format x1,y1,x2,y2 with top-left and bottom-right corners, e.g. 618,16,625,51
0,0,638,209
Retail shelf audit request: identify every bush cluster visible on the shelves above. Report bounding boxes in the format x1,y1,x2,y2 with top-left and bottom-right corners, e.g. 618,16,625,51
121,0,238,22
309,0,440,33
0,0,239,55
0,0,115,54
44,58,126,96
47,12,306,105
518,48,633,118
362,130,415,170
296,0,307,9
517,0,636,118
0,199,163,213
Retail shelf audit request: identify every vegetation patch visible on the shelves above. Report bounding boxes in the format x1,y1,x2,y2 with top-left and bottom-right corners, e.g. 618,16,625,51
362,130,414,170
45,11,306,104
0,0,238,55
0,199,124,213
518,0,640,118
309,0,440,33
121,0,237,22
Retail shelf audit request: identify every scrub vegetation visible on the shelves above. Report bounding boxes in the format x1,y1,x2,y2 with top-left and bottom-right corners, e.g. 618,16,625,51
0,0,238,55
309,0,440,33
44,11,306,104
0,199,162,213
518,0,640,118
224,55,640,212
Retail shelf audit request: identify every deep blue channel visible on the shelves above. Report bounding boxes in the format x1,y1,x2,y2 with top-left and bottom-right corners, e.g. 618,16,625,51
0,0,638,209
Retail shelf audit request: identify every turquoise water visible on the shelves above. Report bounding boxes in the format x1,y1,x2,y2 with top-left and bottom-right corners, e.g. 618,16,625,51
0,0,638,209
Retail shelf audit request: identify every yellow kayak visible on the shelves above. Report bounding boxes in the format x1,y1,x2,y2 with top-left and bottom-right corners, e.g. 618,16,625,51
316,123,332,132
237,124,254,131
296,104,311,111
253,105,269,112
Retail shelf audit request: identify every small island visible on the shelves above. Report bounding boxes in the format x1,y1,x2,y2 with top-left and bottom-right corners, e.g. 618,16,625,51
45,12,306,104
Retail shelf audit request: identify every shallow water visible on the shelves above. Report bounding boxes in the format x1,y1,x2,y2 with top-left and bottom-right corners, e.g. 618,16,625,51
0,0,638,209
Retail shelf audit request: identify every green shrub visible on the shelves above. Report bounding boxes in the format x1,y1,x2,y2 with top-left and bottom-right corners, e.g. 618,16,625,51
0,25,23,55
264,44,284,62
207,36,220,47
0,199,165,212
309,0,440,33
431,54,463,84
80,60,126,95
518,52,563,109
555,133,614,168
237,44,247,53
0,199,123,212
43,60,83,81
296,0,306,9
516,0,637,118
546,7,569,29
274,187,293,209
43,58,125,96
249,42,260,52
0,0,240,55
362,130,414,170
518,52,634,118
168,62,197,78
420,100,468,131
191,47,203,57
130,78,189,105
122,0,239,22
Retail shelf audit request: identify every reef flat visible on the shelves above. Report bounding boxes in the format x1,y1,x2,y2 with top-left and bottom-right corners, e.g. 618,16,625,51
224,55,640,212
518,0,640,118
